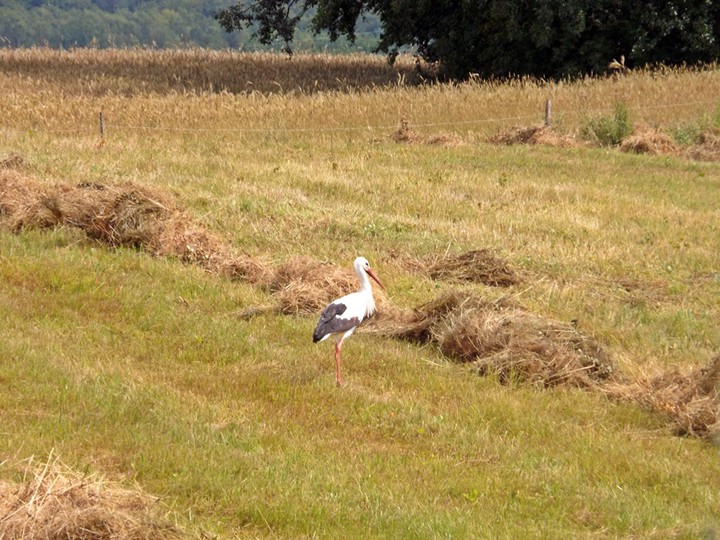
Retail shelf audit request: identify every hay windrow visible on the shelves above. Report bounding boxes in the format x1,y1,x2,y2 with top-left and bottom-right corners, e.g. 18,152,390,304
0,170,385,317
686,129,720,161
369,290,614,388
604,356,720,438
619,126,720,161
389,119,466,147
269,256,390,315
487,124,720,162
0,153,24,169
489,125,581,148
619,126,679,156
0,456,184,540
0,169,272,282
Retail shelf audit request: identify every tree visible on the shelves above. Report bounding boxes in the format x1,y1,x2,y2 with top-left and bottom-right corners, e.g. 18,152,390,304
215,0,720,79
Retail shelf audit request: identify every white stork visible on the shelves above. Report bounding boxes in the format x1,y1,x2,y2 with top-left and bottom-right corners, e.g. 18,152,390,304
312,256,385,386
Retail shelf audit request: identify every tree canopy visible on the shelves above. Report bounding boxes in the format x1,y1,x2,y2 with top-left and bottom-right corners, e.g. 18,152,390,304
215,0,720,79
0,0,380,51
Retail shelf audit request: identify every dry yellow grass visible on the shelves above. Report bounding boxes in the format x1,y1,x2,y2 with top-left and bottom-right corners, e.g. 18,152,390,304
0,47,422,96
0,48,717,140
0,455,182,539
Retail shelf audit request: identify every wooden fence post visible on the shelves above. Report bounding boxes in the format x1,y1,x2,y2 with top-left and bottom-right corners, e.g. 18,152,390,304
544,99,552,127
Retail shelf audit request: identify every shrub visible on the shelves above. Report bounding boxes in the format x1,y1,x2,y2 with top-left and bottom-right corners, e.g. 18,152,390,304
582,103,632,146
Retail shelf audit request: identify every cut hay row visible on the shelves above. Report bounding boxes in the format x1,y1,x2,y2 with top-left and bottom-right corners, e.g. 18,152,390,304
387,118,720,163
367,290,614,388
0,168,237,271
489,124,582,148
0,455,183,539
400,249,520,287
1,166,717,439
370,292,718,436
389,118,467,147
487,123,720,161
604,356,720,438
0,167,380,316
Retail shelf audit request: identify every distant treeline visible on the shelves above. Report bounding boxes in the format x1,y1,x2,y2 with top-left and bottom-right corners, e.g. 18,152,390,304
0,0,381,51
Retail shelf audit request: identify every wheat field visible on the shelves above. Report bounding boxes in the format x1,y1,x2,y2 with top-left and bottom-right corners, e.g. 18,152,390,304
1,48,719,538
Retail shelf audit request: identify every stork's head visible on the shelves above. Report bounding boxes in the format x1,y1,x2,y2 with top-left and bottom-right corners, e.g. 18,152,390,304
354,256,385,290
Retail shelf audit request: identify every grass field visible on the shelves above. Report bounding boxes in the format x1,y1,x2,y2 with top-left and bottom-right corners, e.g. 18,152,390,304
1,49,719,538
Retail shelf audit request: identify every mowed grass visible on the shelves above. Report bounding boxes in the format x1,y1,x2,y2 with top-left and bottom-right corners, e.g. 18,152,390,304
1,50,720,537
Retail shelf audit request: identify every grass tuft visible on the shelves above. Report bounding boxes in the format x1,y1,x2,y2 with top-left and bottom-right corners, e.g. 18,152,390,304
581,102,633,146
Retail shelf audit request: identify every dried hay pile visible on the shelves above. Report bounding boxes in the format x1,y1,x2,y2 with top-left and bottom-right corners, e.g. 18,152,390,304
619,127,720,161
619,126,679,156
686,129,720,161
0,168,282,288
0,168,389,318
0,457,183,540
268,256,390,315
0,169,225,265
390,118,421,144
389,119,465,147
606,355,720,438
371,290,614,388
0,153,24,169
424,249,520,287
489,125,581,148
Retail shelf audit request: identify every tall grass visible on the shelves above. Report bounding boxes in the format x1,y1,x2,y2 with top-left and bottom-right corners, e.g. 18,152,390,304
1,48,718,142
0,47,423,95
581,102,633,146
0,49,719,538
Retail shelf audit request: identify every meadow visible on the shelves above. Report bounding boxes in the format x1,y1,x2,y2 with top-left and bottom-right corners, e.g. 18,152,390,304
1,48,719,538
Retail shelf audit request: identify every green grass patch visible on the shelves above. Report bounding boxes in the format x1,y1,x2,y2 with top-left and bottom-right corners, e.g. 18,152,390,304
1,63,720,538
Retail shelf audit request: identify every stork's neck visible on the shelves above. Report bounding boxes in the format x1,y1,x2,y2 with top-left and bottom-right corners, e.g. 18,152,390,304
355,266,376,316
357,268,373,293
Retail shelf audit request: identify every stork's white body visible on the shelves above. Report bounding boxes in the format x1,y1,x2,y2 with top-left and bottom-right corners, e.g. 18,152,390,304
313,257,384,386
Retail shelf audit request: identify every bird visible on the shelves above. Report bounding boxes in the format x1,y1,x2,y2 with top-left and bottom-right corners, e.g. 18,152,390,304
313,256,385,386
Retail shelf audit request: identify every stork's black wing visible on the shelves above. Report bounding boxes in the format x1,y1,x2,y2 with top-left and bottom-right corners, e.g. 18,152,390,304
312,302,359,343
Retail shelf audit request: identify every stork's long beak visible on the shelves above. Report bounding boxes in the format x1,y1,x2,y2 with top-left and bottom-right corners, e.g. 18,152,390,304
366,268,385,290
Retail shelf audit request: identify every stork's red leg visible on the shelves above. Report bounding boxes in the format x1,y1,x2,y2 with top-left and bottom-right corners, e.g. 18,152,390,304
334,339,344,386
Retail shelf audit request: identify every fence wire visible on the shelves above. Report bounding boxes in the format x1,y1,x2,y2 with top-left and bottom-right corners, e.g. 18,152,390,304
4,98,718,136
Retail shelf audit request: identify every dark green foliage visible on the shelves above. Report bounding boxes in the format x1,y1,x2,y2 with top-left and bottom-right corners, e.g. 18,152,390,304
581,103,633,146
0,0,380,51
216,0,720,79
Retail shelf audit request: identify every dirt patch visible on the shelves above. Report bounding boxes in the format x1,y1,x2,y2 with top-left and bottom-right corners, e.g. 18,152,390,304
369,290,614,388
0,456,183,539
489,125,581,148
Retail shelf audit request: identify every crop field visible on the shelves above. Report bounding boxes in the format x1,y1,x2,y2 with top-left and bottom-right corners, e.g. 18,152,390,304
1,48,719,538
